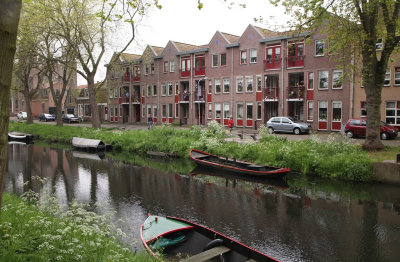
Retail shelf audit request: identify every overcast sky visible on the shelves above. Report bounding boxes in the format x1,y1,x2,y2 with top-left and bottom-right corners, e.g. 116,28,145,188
91,0,288,83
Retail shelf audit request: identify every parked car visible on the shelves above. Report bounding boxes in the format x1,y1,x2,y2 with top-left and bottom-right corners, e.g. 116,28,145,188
344,118,398,140
38,113,55,122
17,111,27,120
266,117,312,135
62,114,81,123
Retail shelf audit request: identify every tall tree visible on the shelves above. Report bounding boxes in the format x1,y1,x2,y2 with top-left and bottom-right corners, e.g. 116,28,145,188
271,0,400,150
0,0,22,211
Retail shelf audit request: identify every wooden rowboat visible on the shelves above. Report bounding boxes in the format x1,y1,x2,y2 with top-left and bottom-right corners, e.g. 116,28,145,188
71,137,111,151
8,132,34,144
140,215,279,262
189,149,290,178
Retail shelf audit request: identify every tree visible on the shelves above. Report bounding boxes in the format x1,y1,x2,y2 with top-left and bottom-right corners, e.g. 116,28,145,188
0,0,22,211
271,0,400,150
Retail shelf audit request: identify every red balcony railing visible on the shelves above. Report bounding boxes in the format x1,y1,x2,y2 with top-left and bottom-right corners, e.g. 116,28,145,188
194,66,206,76
121,94,141,103
178,92,190,102
194,90,206,101
264,58,281,70
287,55,305,68
132,76,140,82
287,86,305,99
180,69,191,78
122,75,131,82
263,87,279,100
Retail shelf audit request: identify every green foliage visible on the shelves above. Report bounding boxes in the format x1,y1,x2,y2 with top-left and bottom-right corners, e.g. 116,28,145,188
0,193,155,262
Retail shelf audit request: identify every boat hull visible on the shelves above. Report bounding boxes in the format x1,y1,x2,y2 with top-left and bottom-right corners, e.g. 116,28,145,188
8,133,34,144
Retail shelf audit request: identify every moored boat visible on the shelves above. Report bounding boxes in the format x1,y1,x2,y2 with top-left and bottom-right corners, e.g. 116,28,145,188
71,137,111,151
140,215,279,262
189,149,290,178
8,132,34,144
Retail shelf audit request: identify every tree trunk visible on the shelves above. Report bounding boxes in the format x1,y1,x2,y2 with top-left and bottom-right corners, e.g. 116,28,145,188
87,74,100,128
0,0,22,211
55,99,63,126
23,91,34,124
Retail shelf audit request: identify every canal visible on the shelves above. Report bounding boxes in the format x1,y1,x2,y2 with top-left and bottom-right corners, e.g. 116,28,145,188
4,143,400,262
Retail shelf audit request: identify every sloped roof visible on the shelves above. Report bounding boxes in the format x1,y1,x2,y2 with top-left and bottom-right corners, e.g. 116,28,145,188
254,26,279,38
172,41,200,52
120,53,141,62
150,46,164,56
221,32,240,44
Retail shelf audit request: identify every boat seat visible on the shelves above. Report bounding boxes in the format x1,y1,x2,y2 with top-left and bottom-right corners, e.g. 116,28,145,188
181,246,230,262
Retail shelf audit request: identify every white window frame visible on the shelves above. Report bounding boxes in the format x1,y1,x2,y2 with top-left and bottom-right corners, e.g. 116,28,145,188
212,54,219,67
220,53,227,66
208,103,212,119
168,103,173,118
170,60,175,72
215,79,221,94
308,72,314,90
315,40,325,56
385,101,398,124
250,48,257,63
332,101,342,122
163,61,168,73
319,71,329,90
147,85,151,97
245,76,253,92
161,83,166,96
318,101,328,122
236,103,243,119
223,78,230,93
153,84,157,96
240,50,247,64
215,103,221,119
175,103,179,118
162,104,167,118
236,77,243,93
223,103,230,119
384,68,391,86
257,102,262,120
395,67,400,85
168,82,173,96
256,75,262,91
153,104,158,118
332,70,343,89
307,101,313,121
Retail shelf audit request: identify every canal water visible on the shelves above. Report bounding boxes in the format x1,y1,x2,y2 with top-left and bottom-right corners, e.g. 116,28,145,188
5,143,400,262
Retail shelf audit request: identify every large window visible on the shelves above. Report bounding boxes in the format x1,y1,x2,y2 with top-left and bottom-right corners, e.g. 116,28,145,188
307,101,313,121
220,53,226,66
175,103,179,118
161,84,166,96
153,84,157,96
170,61,175,72
153,105,158,118
215,103,221,119
147,85,151,96
168,82,173,96
223,78,230,93
163,61,168,72
315,40,325,56
250,48,257,63
257,102,262,119
318,101,328,121
208,79,213,93
332,70,343,89
395,67,400,85
162,104,166,117
245,76,253,92
168,104,173,118
240,50,247,64
208,103,212,119
223,103,230,119
319,71,329,89
215,79,221,94
385,101,400,124
332,101,342,122
384,68,391,86
237,103,243,119
246,103,253,119
308,72,314,90
147,104,151,116
256,76,262,91
236,77,243,93
212,54,218,67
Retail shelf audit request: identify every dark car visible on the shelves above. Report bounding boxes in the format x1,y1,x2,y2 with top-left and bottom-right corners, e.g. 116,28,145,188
62,114,81,123
266,116,312,135
38,113,55,122
344,118,398,140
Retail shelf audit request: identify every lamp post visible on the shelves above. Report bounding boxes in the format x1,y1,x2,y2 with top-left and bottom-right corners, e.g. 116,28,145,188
197,78,207,125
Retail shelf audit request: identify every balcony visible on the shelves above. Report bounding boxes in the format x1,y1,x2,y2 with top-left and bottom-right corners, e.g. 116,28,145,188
180,69,191,78
264,58,281,70
287,86,305,100
178,92,190,102
122,75,131,83
194,90,206,102
121,93,141,103
287,55,305,68
263,87,279,100
132,75,140,82
194,65,206,76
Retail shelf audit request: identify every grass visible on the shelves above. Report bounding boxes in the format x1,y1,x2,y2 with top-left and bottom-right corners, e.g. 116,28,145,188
367,146,400,162
0,192,156,262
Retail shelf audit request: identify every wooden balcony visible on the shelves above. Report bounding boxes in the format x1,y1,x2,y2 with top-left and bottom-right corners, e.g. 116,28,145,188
263,87,279,100
180,69,191,78
287,86,305,99
194,65,206,76
287,55,305,68
264,58,281,70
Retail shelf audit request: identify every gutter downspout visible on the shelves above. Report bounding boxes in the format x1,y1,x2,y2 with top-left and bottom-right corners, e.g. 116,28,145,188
281,39,285,115
231,47,234,121
190,54,193,125
350,53,355,119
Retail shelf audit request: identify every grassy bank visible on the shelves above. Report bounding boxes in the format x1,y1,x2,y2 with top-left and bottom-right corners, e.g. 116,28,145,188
0,192,155,262
9,121,373,181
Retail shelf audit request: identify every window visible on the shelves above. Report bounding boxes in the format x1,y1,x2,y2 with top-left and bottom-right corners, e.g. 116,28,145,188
153,84,157,96
142,105,145,118
114,87,118,98
236,77,243,93
223,103,230,119
385,101,396,124
246,103,253,119
384,68,391,86
376,39,383,51
215,79,221,94
237,103,243,119
162,104,166,117
175,83,179,95
153,105,158,118
175,103,179,117
240,50,247,64
308,72,314,90
257,102,262,119
170,61,175,72
250,48,257,63
315,40,325,56
220,53,226,66
215,103,221,119
319,71,329,89
245,76,253,92
212,54,218,67
110,105,114,117
332,70,343,89
109,88,113,98
161,84,166,96
147,85,151,97
208,103,212,119
145,64,149,75
395,67,400,85
151,63,155,74
318,101,328,121
164,61,168,72
256,76,262,91
168,104,173,118
307,101,313,121
223,78,230,93
208,79,212,93
332,101,342,122
147,104,151,116
168,82,173,96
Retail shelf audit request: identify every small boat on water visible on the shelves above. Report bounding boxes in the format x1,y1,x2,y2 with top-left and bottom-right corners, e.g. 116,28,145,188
190,149,290,178
141,215,278,262
8,132,34,143
71,137,111,151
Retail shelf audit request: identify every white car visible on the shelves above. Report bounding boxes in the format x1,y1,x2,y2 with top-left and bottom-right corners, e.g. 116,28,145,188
17,111,27,120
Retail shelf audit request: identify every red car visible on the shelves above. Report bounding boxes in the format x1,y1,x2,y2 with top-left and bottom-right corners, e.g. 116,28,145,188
344,118,398,140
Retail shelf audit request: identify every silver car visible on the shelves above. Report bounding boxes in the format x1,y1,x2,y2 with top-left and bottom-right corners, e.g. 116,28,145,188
266,117,312,135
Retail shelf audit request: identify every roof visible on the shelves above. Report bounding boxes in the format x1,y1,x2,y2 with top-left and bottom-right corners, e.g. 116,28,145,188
150,46,164,56
172,41,200,52
221,32,240,44
120,53,141,62
254,26,279,38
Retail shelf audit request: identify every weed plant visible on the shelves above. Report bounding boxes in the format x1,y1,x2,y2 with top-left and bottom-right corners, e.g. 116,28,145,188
0,191,155,262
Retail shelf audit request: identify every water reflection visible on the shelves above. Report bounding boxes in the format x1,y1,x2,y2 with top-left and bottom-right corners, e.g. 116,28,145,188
5,143,400,262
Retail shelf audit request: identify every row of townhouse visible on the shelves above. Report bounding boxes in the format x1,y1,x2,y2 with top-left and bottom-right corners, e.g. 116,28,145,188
105,24,400,131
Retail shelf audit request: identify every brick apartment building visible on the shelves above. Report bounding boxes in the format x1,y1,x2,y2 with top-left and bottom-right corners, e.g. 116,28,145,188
105,24,400,132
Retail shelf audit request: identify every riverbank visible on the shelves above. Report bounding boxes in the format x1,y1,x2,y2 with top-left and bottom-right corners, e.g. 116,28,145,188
0,192,155,262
